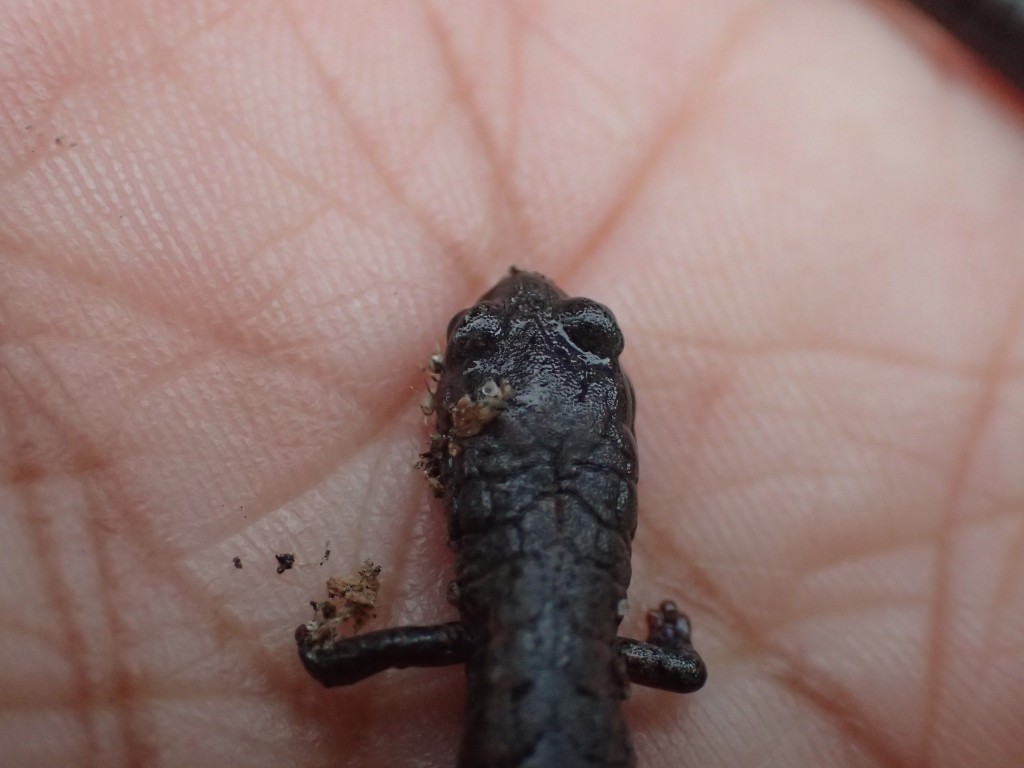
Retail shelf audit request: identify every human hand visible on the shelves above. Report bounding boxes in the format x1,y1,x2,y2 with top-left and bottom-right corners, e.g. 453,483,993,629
2,2,1022,766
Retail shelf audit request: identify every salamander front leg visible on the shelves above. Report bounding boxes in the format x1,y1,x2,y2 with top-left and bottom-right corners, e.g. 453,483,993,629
616,601,707,693
295,621,472,687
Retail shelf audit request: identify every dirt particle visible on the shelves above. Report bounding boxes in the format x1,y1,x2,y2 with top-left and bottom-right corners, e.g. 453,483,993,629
275,553,296,574
301,560,383,642
449,378,513,437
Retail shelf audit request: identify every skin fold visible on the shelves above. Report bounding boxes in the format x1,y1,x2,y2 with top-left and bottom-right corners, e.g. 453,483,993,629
1,2,1023,767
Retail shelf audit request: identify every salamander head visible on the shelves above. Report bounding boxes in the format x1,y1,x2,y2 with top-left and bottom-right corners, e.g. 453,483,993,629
435,268,635,439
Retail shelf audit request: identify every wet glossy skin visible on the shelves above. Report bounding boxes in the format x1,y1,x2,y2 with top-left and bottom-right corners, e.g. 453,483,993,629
296,268,706,768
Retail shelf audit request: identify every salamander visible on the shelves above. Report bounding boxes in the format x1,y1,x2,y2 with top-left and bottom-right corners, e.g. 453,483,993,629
295,267,706,768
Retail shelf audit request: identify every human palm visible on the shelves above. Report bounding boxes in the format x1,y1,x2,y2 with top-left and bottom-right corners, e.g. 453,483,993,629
2,3,1022,767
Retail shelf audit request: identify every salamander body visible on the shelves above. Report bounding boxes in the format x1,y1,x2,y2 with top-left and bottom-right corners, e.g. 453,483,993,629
296,268,705,768
433,271,638,766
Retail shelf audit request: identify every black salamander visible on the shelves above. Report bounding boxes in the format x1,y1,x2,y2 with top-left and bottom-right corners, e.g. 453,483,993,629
296,268,706,768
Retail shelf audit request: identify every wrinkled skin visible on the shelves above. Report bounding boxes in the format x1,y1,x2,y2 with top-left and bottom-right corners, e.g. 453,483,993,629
1,2,1023,767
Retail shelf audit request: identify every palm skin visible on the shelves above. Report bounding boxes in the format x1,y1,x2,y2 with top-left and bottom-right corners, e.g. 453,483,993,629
1,2,1022,767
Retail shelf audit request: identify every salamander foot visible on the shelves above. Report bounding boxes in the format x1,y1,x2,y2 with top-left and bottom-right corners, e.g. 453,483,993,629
296,621,471,687
615,601,707,693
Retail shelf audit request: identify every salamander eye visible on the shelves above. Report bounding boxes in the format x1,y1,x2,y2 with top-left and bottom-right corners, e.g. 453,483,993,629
558,298,624,359
446,305,502,363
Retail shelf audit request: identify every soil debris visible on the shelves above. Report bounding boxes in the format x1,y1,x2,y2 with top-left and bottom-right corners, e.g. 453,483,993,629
301,560,382,642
